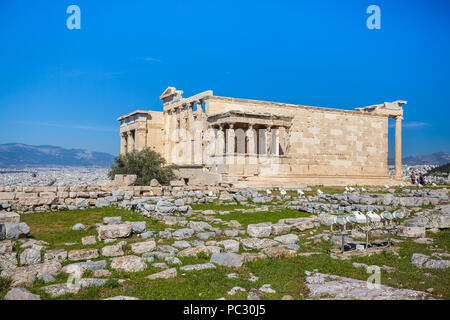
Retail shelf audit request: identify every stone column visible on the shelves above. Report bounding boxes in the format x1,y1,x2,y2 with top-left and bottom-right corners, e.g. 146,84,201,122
120,133,127,155
196,100,203,115
175,107,181,164
283,127,291,155
179,105,188,164
127,131,134,153
272,127,279,156
186,104,193,164
227,123,235,154
246,125,255,154
217,125,225,155
193,114,202,164
394,116,403,180
265,126,272,155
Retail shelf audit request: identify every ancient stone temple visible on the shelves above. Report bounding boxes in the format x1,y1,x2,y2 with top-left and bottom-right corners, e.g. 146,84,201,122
118,87,406,187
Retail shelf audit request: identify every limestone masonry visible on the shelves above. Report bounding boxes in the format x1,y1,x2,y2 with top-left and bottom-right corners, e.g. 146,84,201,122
118,87,407,186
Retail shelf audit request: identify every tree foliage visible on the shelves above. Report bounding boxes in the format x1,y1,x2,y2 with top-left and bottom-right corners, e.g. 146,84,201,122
108,148,178,186
427,162,450,177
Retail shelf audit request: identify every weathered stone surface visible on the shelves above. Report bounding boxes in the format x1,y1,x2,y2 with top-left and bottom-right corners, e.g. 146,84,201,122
20,239,49,249
110,255,147,272
197,231,216,240
165,256,182,265
291,219,315,231
44,249,67,263
172,240,191,249
76,260,107,271
241,238,278,250
130,240,156,254
103,296,139,300
271,224,292,235
42,283,78,297
210,253,243,267
101,244,124,257
305,272,433,300
247,288,264,300
223,229,239,237
0,253,18,271
42,278,107,298
177,247,209,257
263,246,296,259
0,212,20,224
103,216,122,224
172,228,195,240
81,236,97,245
5,222,30,239
1,261,63,287
247,223,272,238
72,223,85,231
61,264,86,277
98,224,132,239
0,240,15,253
259,284,276,293
68,248,99,261
4,288,41,300
20,247,42,266
405,209,450,229
180,263,216,271
188,221,214,232
38,274,55,283
146,268,177,280
274,234,299,244
93,269,112,277
125,221,147,234
397,226,426,238
228,286,246,295
411,253,450,269
217,239,240,253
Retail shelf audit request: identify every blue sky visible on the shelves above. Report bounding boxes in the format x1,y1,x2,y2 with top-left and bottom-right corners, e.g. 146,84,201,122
0,0,449,156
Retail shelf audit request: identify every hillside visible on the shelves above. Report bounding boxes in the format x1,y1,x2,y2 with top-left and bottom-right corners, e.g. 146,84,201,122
388,152,450,166
0,143,115,168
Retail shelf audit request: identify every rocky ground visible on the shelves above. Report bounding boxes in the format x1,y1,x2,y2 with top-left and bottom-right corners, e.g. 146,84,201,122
0,167,109,187
0,184,449,300
0,164,447,188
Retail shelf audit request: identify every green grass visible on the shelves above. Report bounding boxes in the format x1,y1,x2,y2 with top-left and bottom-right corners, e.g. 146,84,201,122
0,278,12,300
190,203,250,211
5,205,449,300
20,207,167,249
213,208,312,228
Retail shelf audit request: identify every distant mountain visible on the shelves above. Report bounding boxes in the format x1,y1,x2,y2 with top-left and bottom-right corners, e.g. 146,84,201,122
0,143,116,168
388,152,450,166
